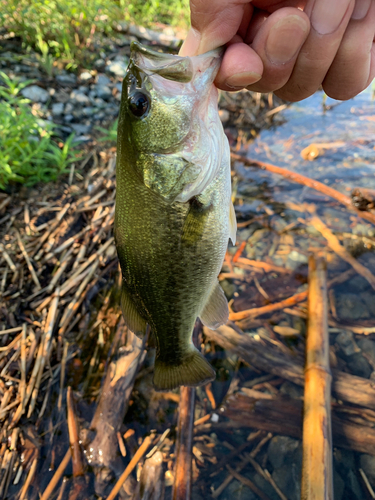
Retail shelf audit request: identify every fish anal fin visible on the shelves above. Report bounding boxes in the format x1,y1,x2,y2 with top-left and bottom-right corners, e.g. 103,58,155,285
229,199,237,245
153,349,215,391
121,284,147,338
199,282,229,330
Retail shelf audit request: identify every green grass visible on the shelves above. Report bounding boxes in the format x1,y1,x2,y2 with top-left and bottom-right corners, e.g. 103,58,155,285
0,72,80,189
0,1,190,71
123,0,190,29
0,0,120,70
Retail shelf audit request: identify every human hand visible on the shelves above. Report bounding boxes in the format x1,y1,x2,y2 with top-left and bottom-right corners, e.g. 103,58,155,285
180,0,375,101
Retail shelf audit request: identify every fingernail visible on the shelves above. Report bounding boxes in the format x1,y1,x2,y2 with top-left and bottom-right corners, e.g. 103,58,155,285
351,0,371,19
311,0,351,34
265,15,309,65
226,71,262,88
179,28,201,57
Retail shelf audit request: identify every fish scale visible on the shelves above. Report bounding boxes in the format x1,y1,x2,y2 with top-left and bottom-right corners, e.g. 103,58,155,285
115,41,236,390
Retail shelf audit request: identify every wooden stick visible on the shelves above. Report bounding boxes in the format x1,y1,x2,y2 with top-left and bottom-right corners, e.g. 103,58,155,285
172,322,201,500
309,215,375,291
301,255,333,500
16,232,41,290
172,386,195,500
67,387,85,477
230,152,375,225
19,457,38,500
39,448,71,500
106,434,153,500
229,291,308,322
226,466,273,500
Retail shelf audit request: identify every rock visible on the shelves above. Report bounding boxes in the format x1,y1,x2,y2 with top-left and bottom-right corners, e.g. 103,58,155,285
64,102,74,115
219,109,230,123
346,352,372,378
77,85,89,94
73,135,91,143
64,114,73,122
115,83,123,93
270,216,288,233
97,74,111,86
56,73,77,85
267,436,300,470
69,91,91,106
251,473,279,500
335,331,360,356
223,479,257,500
360,291,375,313
21,85,49,103
286,250,308,270
72,109,84,120
360,454,375,484
92,97,106,108
272,463,301,500
279,381,304,399
358,338,375,367
95,85,112,100
106,58,129,77
94,112,106,121
70,123,91,135
346,469,364,499
94,59,106,70
79,71,92,82
220,279,236,300
82,107,96,117
51,102,64,117
333,469,345,500
336,293,371,320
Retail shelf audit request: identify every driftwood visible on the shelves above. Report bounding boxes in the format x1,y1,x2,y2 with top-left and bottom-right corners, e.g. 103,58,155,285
67,387,87,500
88,318,144,495
222,390,375,456
134,451,165,500
107,433,155,500
172,386,195,500
204,325,375,410
301,256,333,500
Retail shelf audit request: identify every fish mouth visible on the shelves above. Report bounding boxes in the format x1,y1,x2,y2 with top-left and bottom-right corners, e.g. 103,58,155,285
130,41,223,85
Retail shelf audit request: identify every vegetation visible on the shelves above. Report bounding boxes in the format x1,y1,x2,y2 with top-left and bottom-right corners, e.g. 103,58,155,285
0,73,80,188
123,0,189,30
0,0,190,188
0,0,189,70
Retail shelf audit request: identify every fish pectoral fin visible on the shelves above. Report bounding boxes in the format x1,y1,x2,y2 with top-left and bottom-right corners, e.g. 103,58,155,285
153,348,215,391
120,284,147,338
199,282,229,330
229,199,237,245
181,196,212,246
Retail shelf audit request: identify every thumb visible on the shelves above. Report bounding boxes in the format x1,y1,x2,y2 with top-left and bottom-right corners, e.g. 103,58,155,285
179,0,253,56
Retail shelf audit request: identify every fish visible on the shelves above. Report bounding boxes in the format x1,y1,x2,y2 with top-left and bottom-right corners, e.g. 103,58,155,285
115,41,236,391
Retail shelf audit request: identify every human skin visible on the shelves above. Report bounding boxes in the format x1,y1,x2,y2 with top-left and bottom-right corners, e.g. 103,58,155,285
180,0,375,101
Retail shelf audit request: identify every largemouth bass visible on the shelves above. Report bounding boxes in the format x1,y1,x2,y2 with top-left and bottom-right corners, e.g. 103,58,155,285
115,41,236,391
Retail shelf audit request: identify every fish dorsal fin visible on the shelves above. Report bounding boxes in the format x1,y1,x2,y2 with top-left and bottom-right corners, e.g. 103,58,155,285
120,284,147,338
229,199,237,245
153,348,215,390
199,282,229,330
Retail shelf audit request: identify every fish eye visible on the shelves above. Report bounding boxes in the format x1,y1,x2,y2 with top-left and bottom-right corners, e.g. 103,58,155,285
128,91,150,118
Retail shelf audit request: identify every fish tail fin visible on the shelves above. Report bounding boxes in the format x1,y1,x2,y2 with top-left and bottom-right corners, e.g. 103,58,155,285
153,348,215,391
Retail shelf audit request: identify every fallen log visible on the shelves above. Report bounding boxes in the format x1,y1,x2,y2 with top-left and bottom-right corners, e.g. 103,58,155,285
222,390,375,456
204,325,375,410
